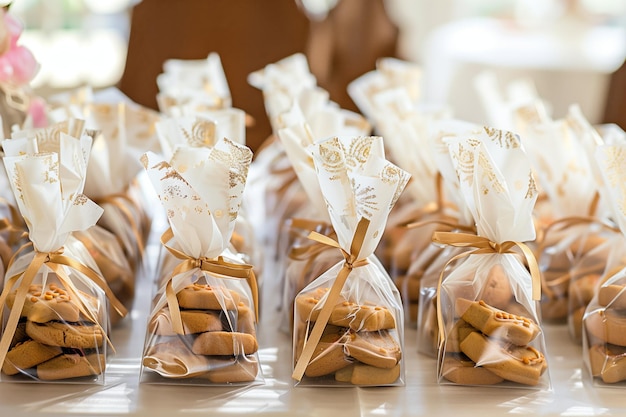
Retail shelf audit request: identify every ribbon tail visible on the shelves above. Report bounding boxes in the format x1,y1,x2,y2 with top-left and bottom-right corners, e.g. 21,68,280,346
166,279,185,335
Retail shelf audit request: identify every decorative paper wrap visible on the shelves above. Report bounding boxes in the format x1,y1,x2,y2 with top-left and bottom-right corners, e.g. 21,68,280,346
524,106,612,321
291,136,410,386
0,132,124,383
580,144,626,385
275,102,370,332
347,57,422,123
140,139,261,385
157,53,231,112
435,126,550,389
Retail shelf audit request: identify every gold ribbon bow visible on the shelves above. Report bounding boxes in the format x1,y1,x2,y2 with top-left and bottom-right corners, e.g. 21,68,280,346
0,247,127,368
160,229,259,336
431,231,541,350
292,217,370,381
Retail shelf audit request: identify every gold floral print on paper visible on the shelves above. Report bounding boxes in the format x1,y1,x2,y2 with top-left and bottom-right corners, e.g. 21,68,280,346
603,146,626,216
478,149,505,194
525,172,538,199
483,126,520,149
343,137,373,170
73,194,89,206
354,182,377,218
381,163,410,207
451,142,475,187
140,154,149,169
182,119,217,148
318,138,345,181
35,123,67,153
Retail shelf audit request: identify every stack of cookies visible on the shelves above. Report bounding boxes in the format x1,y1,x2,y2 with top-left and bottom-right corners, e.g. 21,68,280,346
2,284,106,381
441,298,547,386
294,287,402,385
143,283,259,383
585,283,626,383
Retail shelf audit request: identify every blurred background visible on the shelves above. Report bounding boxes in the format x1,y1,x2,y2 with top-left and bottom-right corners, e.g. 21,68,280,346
10,0,626,151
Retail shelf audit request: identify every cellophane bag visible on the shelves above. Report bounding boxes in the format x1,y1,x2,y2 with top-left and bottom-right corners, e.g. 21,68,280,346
524,105,610,322
292,136,410,387
140,139,262,386
436,127,550,389
581,144,626,385
0,132,121,384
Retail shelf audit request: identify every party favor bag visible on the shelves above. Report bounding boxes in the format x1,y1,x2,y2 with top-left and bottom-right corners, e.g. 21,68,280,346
292,136,410,386
0,133,124,383
436,127,549,389
140,139,261,385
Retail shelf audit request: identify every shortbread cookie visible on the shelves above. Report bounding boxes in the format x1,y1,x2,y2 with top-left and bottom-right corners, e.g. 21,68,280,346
26,321,104,349
570,274,600,307
7,284,81,323
10,321,29,349
588,343,626,384
302,327,352,377
569,306,586,342
440,353,504,385
2,340,62,376
460,331,547,386
335,363,400,385
585,309,626,346
344,330,401,369
149,308,223,336
295,288,396,331
191,331,258,356
445,319,475,353
480,264,513,309
202,356,259,383
177,283,241,310
235,302,256,336
456,298,539,346
37,353,106,380
598,284,626,309
540,269,569,321
395,275,421,303
143,340,209,378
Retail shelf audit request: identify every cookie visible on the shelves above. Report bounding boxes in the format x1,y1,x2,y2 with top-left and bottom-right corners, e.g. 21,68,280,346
177,283,241,311
395,275,421,303
143,340,210,378
456,298,539,346
569,306,586,343
460,331,547,386
7,284,80,323
585,309,626,346
480,264,513,309
444,319,475,353
26,321,104,349
300,327,353,378
295,288,396,331
149,308,223,336
202,356,259,383
588,343,626,384
191,331,258,356
540,269,569,321
598,284,626,309
2,340,63,376
235,302,256,336
335,363,400,385
440,353,504,385
37,353,106,380
344,330,402,369
570,274,600,307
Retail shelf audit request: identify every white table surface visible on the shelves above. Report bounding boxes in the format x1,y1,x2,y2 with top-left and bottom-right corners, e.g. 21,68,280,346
1,227,626,416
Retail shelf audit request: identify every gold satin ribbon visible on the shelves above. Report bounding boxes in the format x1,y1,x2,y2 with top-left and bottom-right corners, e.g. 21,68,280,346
431,231,541,350
0,248,127,368
160,229,259,335
292,217,370,381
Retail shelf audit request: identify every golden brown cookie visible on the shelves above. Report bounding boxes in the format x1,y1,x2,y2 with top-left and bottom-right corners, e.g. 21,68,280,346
37,353,106,380
456,298,539,346
444,319,475,353
440,353,504,385
149,308,223,336
334,363,400,385
143,340,210,378
598,284,626,309
295,287,396,331
460,331,547,386
235,302,256,336
26,321,104,349
2,340,63,376
344,330,402,369
570,274,600,307
585,309,626,346
7,284,81,323
191,331,258,356
588,343,626,384
202,356,259,383
299,327,353,378
177,283,241,311
480,264,513,309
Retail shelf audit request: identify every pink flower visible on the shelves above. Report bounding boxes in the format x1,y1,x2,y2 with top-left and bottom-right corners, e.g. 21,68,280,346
0,11,39,85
